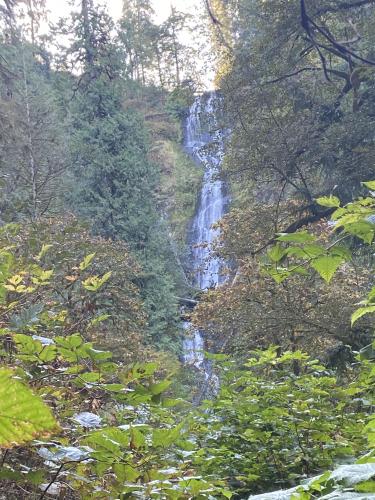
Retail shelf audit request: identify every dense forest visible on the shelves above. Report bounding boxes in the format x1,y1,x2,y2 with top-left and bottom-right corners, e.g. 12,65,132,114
0,0,375,498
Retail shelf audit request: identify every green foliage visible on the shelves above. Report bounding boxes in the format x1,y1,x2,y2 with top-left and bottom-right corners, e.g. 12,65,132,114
0,369,58,448
0,232,229,498
119,2,201,89
316,196,341,209
65,9,181,346
264,183,375,285
0,218,147,359
166,84,195,119
0,218,373,498
191,347,367,496
254,187,375,499
82,271,112,292
157,139,204,249
352,306,375,326
3,1,375,498
0,39,67,221
310,255,345,284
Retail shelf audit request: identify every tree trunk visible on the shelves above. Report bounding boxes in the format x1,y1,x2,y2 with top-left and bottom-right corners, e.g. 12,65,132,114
172,30,180,86
21,44,38,219
81,0,94,69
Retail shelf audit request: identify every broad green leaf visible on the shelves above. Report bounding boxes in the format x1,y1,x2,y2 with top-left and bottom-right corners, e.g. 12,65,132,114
331,207,347,220
221,490,233,499
102,383,125,392
56,333,84,349
344,221,374,244
277,231,316,243
367,285,375,303
89,314,111,327
14,334,54,363
152,423,183,448
85,427,129,456
38,345,57,363
351,305,375,325
287,244,325,259
330,245,352,260
267,244,287,263
123,362,158,382
113,463,140,483
333,213,364,228
32,269,54,285
362,180,375,190
7,275,22,286
0,368,58,447
149,379,172,395
316,195,341,208
87,348,112,362
310,255,344,283
355,480,375,493
130,427,146,449
264,267,291,284
162,398,185,408
357,197,375,206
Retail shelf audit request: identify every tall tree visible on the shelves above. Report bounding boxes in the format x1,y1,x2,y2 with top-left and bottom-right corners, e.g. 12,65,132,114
0,19,67,221
161,8,186,87
24,0,46,45
196,0,375,358
120,0,155,83
66,2,179,343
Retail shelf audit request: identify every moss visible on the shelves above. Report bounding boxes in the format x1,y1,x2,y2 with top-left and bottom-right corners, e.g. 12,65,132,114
133,87,203,245
130,87,202,244
156,140,204,247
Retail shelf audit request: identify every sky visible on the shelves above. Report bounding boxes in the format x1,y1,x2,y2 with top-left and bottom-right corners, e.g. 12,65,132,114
42,0,213,87
45,0,201,24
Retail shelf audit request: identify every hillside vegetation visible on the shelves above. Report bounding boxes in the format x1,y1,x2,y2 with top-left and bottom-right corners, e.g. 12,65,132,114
0,1,375,499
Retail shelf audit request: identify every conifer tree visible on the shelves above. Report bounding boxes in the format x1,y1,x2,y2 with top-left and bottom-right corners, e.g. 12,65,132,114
67,2,179,343
120,0,155,83
0,21,67,221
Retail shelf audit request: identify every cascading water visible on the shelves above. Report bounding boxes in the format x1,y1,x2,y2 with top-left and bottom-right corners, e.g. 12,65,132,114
182,91,227,391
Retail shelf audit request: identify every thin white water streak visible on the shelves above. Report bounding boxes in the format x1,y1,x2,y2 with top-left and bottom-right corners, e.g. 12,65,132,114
182,92,227,380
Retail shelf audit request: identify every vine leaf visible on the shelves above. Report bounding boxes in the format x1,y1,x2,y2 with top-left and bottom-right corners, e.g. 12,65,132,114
0,368,58,448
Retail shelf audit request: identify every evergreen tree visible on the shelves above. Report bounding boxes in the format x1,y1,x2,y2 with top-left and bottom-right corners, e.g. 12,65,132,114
67,2,179,344
161,8,186,88
0,27,67,221
120,0,155,83
69,78,158,246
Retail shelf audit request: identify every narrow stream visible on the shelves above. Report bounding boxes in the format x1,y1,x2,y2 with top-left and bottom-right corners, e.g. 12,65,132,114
182,91,227,394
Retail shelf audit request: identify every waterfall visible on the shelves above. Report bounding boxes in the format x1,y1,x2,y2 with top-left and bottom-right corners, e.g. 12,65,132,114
182,91,227,389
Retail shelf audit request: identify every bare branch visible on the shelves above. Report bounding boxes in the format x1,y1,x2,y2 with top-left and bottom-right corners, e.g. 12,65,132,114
204,0,221,25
